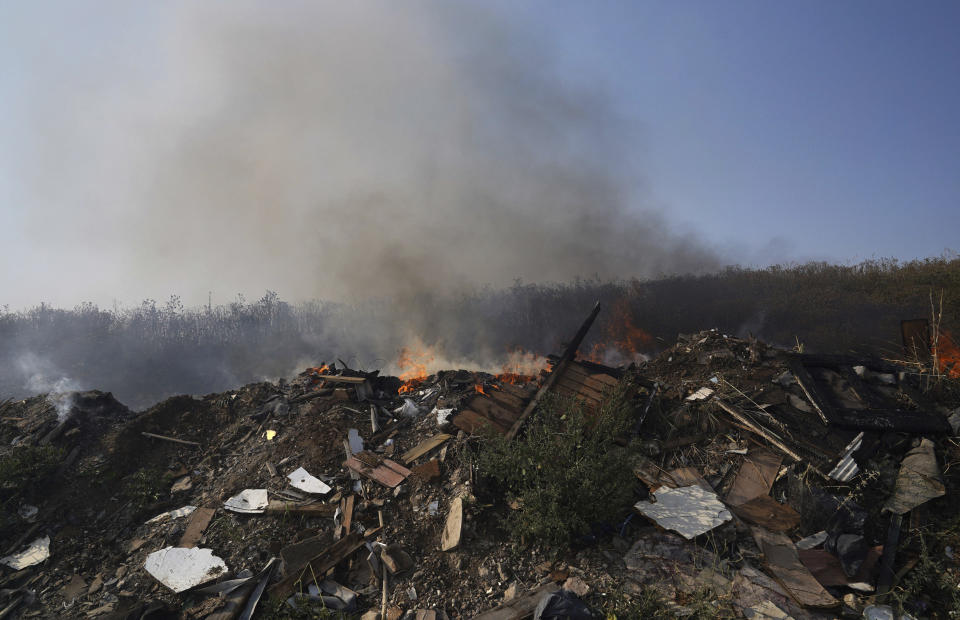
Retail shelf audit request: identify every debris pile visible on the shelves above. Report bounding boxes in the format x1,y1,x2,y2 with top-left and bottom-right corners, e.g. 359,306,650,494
1,305,959,619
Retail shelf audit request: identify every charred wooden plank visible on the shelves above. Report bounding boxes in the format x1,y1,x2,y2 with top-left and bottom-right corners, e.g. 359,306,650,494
507,302,602,440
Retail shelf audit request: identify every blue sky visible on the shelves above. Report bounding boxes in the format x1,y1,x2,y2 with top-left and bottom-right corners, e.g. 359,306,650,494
1,2,958,308
521,1,960,261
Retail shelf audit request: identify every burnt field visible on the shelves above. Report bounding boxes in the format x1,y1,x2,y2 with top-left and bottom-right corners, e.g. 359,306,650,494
2,257,958,411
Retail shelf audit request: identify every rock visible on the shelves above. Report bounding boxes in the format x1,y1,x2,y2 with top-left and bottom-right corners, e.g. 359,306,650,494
88,575,103,595
562,576,590,597
61,574,87,600
503,582,518,601
386,607,404,620
441,497,463,552
361,612,381,620
170,476,192,493
382,544,415,575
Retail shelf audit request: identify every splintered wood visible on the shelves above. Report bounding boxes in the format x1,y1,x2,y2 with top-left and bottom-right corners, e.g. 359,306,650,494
344,452,411,488
402,434,451,464
441,497,463,551
751,527,837,608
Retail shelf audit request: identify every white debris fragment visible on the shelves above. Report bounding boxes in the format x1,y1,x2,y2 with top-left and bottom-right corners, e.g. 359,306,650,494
634,485,732,539
795,530,828,550
287,467,331,495
743,600,793,619
828,432,864,482
433,407,454,427
1,536,50,569
347,429,364,454
224,489,269,514
395,398,422,418
146,505,197,524
685,387,714,402
144,547,227,593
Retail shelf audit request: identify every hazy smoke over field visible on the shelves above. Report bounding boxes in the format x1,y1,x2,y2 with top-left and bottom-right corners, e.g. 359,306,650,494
10,1,719,309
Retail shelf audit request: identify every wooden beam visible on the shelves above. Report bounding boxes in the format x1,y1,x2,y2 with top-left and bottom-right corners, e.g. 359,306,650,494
506,301,602,441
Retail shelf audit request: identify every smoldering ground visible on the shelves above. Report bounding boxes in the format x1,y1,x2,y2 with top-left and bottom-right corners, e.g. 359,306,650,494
2,2,724,407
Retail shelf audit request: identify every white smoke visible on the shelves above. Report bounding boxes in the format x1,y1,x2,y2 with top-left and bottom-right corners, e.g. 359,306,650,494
17,352,82,421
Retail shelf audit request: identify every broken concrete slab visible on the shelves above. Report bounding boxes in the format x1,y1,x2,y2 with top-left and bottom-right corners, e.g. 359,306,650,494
634,485,732,539
143,547,227,593
224,489,269,514
1,535,50,569
287,466,332,495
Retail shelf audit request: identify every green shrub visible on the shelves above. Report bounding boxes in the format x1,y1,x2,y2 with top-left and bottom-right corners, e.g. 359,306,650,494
475,383,637,546
0,445,63,497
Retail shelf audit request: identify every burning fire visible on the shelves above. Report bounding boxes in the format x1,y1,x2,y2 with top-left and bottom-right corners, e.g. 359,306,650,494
305,364,332,384
586,299,653,365
496,348,546,384
938,329,960,378
396,342,435,394
475,384,487,395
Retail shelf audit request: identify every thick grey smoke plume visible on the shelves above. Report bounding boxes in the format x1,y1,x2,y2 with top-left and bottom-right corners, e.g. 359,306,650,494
12,1,719,308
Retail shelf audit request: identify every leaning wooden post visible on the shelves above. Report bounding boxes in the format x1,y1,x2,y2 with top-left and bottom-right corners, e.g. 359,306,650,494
506,301,601,441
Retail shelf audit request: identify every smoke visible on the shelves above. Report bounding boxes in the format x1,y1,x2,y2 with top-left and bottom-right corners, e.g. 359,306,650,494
10,1,721,310
16,352,82,421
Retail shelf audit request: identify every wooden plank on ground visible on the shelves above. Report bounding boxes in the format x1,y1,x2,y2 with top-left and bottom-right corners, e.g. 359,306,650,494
178,507,216,548
751,527,837,608
726,448,783,507
452,410,508,436
554,375,606,403
495,382,535,400
551,384,601,407
264,501,338,517
269,527,381,598
556,367,616,396
732,495,801,532
485,388,526,412
402,434,452,464
343,454,411,488
466,395,522,426
561,362,619,387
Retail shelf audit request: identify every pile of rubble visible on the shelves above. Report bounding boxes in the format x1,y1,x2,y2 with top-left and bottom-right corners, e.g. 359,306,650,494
1,304,959,619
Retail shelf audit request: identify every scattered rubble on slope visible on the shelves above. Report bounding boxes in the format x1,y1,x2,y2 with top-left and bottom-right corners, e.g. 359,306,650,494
1,305,959,619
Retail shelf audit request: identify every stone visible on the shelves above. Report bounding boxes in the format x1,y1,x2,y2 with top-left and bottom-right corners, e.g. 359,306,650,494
562,576,590,597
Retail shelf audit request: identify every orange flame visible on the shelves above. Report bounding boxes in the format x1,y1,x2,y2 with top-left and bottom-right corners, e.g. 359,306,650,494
586,299,652,365
395,342,435,394
938,329,960,378
495,372,536,385
475,384,486,395
497,348,546,384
